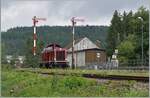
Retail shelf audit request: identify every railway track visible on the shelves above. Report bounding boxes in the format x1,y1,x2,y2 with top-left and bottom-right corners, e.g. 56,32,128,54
17,68,149,82
40,72,149,82
82,74,149,82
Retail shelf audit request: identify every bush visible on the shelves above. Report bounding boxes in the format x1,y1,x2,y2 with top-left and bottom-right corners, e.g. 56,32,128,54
2,64,14,70
62,76,90,89
50,75,60,91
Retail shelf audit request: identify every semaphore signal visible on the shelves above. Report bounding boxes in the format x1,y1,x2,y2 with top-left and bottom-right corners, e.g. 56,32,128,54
32,16,46,56
71,17,84,69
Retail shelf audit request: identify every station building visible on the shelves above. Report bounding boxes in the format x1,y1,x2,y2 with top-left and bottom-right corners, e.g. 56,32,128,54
66,37,107,67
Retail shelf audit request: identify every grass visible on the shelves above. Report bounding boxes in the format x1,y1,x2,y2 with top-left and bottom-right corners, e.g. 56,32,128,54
18,68,149,77
1,67,149,97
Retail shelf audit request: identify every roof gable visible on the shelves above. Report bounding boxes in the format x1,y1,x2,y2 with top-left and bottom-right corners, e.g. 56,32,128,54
66,37,101,51
65,37,85,49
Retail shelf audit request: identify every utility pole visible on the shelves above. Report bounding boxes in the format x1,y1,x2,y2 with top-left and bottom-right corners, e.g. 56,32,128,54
32,16,46,56
138,17,144,66
71,17,84,69
118,33,120,44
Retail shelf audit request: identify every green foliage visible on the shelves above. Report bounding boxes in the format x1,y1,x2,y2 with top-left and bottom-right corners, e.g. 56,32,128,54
24,55,39,68
24,37,44,67
2,69,149,97
33,68,149,77
107,6,149,62
62,76,89,89
107,10,122,55
117,34,136,61
1,64,14,71
50,75,60,91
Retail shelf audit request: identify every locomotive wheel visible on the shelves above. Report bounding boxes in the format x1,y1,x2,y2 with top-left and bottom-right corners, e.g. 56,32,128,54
39,63,43,68
52,62,56,68
49,63,53,68
45,63,49,68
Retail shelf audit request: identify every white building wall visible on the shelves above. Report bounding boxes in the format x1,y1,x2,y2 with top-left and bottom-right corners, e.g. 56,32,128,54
67,51,85,67
67,54,72,67
76,52,85,67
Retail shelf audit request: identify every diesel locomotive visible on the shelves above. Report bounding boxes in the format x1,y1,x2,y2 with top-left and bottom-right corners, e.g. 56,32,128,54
40,43,69,68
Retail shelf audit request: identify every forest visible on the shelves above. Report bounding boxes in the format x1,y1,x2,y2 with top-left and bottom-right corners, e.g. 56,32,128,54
1,25,108,54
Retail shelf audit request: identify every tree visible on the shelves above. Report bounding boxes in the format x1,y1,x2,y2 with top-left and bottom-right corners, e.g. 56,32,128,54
117,34,136,62
107,6,149,63
107,10,122,56
121,11,127,40
24,37,44,68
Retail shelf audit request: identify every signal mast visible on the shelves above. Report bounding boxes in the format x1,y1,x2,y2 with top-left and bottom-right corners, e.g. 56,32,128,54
32,16,46,56
71,17,84,69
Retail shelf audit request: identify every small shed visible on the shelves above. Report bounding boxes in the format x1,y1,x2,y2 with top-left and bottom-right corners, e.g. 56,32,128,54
66,37,107,67
15,56,25,68
6,55,13,63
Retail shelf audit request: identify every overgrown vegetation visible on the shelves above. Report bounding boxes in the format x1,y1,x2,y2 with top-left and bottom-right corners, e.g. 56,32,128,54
19,68,149,77
1,67,149,97
24,37,44,67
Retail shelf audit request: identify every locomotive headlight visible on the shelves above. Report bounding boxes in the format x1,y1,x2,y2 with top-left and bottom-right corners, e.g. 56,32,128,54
65,58,67,61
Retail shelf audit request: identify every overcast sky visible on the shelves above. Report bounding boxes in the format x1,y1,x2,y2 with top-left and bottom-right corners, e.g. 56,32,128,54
1,0,149,31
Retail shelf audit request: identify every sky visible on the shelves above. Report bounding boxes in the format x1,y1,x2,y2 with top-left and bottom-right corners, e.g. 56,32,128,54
1,0,149,31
